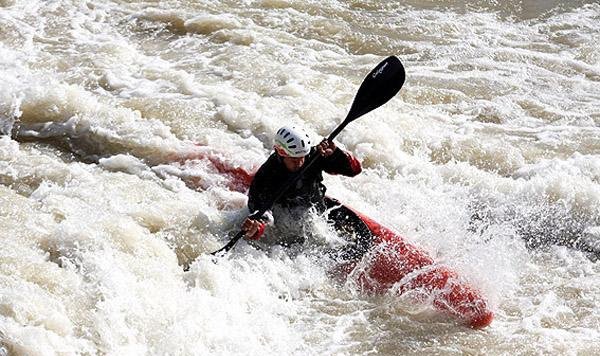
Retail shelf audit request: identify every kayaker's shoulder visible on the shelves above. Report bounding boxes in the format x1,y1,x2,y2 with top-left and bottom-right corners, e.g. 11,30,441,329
254,153,283,177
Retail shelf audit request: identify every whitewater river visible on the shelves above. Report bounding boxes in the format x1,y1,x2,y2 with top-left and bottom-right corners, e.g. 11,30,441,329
1,1,599,355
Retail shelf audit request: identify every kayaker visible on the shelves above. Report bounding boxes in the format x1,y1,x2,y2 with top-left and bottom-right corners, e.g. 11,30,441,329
241,125,373,260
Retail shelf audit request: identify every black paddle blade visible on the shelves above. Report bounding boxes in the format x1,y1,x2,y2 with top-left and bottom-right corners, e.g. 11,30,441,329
347,56,405,122
210,230,244,256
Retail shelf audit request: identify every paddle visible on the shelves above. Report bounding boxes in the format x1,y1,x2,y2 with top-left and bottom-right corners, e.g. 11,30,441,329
211,55,406,256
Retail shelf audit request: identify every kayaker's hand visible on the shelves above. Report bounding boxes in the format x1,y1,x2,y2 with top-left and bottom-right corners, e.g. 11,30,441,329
242,218,266,240
317,139,336,157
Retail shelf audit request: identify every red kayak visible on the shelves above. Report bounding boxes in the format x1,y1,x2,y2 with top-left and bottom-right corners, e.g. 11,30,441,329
343,213,493,328
177,147,493,328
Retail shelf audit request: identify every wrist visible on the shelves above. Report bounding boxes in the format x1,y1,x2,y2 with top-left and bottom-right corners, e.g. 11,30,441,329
246,221,266,240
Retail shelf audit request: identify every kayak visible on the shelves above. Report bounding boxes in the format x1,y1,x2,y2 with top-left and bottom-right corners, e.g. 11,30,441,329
179,148,493,328
344,212,493,329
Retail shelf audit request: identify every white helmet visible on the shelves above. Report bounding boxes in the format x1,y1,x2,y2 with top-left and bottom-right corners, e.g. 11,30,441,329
273,125,312,157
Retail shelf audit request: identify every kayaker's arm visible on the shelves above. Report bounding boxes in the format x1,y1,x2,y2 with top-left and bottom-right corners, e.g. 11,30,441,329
320,140,362,177
245,158,277,240
243,179,274,241
241,217,268,240
247,158,276,214
243,206,274,240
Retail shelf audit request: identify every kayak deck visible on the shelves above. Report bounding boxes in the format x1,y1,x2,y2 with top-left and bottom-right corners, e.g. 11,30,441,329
352,213,493,328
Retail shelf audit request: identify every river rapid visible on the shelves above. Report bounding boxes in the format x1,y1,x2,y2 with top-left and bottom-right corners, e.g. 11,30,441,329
1,1,599,355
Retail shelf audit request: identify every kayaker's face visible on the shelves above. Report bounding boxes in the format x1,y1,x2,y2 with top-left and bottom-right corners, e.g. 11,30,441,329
282,156,305,172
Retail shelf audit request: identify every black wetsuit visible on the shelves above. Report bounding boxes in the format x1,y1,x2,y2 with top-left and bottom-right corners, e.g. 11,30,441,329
248,147,373,260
